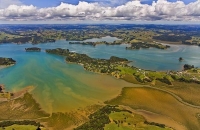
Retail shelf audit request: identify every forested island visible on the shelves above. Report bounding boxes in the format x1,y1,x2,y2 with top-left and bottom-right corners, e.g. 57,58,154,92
0,57,16,66
25,47,41,52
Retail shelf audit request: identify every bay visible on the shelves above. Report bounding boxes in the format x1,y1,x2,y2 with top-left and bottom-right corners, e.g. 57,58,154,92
0,36,200,112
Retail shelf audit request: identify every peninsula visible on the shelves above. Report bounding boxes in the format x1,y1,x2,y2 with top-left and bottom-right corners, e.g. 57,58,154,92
126,42,170,50
46,48,200,85
46,48,129,74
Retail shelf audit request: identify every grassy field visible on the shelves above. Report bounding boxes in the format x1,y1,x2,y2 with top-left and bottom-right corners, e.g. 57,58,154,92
75,105,171,130
107,87,200,130
0,93,10,99
117,66,137,75
0,32,19,40
105,111,171,130
158,81,200,106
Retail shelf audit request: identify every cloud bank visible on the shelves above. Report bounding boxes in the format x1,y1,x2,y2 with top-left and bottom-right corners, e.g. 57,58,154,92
0,0,200,22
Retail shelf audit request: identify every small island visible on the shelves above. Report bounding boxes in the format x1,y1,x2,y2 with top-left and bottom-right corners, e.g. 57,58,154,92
25,47,41,52
126,42,170,50
179,57,183,62
0,57,16,66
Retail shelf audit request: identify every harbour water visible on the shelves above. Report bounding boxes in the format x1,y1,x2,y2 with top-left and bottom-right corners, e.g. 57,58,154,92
0,36,200,112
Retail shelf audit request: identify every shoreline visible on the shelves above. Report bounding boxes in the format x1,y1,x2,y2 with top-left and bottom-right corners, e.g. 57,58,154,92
11,86,36,99
0,64,15,69
0,85,36,102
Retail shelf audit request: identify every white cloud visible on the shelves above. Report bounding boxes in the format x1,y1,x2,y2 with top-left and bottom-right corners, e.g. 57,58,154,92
100,0,131,6
0,0,22,9
0,0,200,22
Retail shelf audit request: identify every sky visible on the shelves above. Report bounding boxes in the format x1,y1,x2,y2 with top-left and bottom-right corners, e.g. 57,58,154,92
0,0,200,24
19,0,197,7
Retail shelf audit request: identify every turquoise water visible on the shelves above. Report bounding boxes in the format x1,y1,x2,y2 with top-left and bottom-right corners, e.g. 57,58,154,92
0,36,200,112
